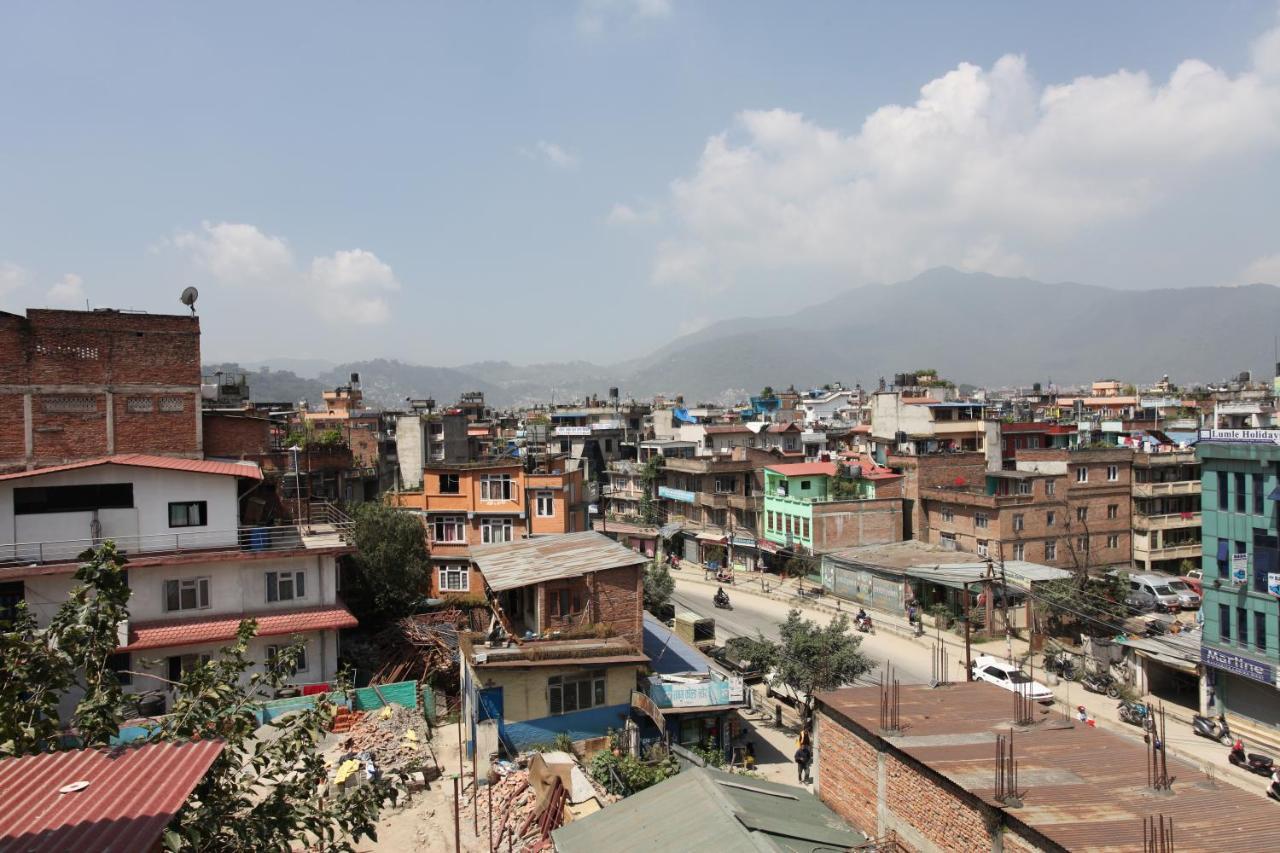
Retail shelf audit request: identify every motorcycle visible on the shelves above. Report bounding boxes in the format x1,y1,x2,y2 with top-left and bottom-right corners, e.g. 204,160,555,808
1083,671,1121,700
1044,651,1077,681
1269,771,1280,803
1118,701,1153,730
855,614,874,634
1191,713,1232,744
1228,741,1275,776
713,591,732,611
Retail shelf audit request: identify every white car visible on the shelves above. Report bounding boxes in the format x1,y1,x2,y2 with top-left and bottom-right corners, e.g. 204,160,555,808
970,655,1054,704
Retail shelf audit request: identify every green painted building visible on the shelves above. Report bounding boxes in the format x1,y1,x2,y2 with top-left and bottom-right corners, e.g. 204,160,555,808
1197,432,1280,729
762,459,896,552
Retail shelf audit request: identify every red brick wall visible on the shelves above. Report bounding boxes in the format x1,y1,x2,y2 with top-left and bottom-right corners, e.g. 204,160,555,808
114,393,199,454
203,413,272,457
813,498,904,550
591,563,643,650
882,751,993,852
0,395,27,463
816,711,878,836
31,394,110,461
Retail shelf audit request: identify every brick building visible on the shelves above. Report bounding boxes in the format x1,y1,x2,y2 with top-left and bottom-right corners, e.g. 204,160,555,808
813,681,1280,852
390,457,588,598
0,309,203,472
918,447,1133,572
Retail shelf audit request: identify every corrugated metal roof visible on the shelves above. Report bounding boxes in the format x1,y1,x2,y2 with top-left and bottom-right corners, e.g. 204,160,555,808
816,682,1280,852
0,739,224,852
0,453,263,482
642,612,711,675
907,561,1073,587
470,531,647,592
552,766,864,853
122,604,358,651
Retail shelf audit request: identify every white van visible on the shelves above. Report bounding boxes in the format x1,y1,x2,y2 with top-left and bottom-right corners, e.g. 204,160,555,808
1128,573,1184,613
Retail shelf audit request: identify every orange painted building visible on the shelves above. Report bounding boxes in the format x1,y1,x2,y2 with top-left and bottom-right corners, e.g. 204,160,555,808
391,457,588,598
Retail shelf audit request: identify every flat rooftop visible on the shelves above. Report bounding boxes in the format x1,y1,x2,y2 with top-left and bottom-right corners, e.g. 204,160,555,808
817,682,1280,852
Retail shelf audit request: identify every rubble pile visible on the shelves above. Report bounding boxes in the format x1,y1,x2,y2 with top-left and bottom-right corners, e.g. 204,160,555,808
369,616,460,685
460,766,570,853
343,704,430,776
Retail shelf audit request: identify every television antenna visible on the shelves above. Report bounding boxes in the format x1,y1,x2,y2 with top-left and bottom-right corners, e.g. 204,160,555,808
179,286,199,316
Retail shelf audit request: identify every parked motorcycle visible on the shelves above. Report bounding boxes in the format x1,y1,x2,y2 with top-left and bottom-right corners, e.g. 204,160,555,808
1229,740,1275,776
1083,671,1121,700
1191,713,1232,744
1044,651,1077,681
1118,701,1152,729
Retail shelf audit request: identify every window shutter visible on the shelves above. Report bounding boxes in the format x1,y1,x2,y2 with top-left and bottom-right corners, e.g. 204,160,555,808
165,580,179,611
198,577,209,608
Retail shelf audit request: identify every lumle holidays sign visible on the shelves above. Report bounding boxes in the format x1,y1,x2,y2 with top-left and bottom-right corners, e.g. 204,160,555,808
1198,429,1280,444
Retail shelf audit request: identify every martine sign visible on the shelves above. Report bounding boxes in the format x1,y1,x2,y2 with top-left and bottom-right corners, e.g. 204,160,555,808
1202,645,1276,686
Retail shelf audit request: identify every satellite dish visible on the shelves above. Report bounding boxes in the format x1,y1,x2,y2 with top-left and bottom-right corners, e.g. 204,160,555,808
179,286,199,315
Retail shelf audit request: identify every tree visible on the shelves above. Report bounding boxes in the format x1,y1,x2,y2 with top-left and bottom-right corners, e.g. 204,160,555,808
638,455,664,525
760,386,775,398
342,502,430,628
643,561,675,614
0,543,390,850
738,609,872,720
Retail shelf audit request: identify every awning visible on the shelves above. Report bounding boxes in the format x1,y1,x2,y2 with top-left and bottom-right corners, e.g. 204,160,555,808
658,522,684,539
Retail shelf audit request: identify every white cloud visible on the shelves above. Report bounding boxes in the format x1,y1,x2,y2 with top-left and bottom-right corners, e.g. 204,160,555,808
170,222,399,326
522,140,579,169
577,0,672,36
45,273,86,308
650,25,1280,292
0,261,27,298
606,202,660,225
1238,253,1280,284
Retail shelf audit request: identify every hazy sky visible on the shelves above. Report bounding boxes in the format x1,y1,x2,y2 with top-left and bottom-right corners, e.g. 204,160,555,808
3,1,1280,366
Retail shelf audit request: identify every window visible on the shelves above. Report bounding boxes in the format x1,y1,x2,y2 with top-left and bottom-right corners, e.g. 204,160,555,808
439,564,469,592
439,474,460,494
715,477,735,494
42,394,96,413
1107,534,1119,549
800,480,811,491
975,512,989,529
1076,507,1088,522
15,483,134,515
107,652,132,686
1012,514,1024,532
1077,535,1089,551
802,518,810,540
1045,480,1055,497
0,581,23,626
1106,504,1118,520
1076,467,1088,484
266,571,306,602
158,396,186,413
548,585,585,618
432,515,466,542
1238,607,1249,646
167,654,210,682
1017,480,1032,496
165,577,210,612
168,501,207,528
548,670,606,715
266,643,308,674
1013,543,1025,561
1220,604,1231,641
481,517,513,543
604,438,613,453
1254,473,1265,516
1046,510,1056,527
535,491,555,517
1044,541,1057,560
480,474,513,501
1257,612,1268,651
940,531,956,547
977,540,989,558
1236,473,1247,513
1107,465,1118,482
125,396,154,413
941,506,955,523
1218,471,1229,511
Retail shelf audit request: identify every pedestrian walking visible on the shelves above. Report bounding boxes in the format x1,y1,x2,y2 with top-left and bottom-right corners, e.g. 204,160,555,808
794,744,812,784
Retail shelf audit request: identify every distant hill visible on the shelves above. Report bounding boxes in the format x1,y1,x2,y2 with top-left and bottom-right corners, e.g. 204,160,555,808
229,268,1280,406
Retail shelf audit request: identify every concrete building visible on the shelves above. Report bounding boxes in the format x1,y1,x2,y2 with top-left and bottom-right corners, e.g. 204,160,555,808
0,454,355,715
390,457,588,598
0,308,204,473
1197,429,1280,730
813,681,1280,852
761,459,904,555
869,392,998,468
1131,447,1201,574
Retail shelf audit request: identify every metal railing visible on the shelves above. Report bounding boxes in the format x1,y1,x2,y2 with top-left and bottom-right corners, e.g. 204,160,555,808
0,520,353,567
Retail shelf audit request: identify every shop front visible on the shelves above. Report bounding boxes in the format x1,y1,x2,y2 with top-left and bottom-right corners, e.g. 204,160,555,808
1202,644,1280,728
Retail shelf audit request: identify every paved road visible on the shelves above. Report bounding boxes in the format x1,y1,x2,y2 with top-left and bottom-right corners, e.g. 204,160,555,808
672,576,935,687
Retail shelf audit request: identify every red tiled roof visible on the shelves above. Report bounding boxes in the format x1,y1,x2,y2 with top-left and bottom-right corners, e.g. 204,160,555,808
0,739,225,852
766,461,837,477
703,424,752,434
0,453,263,482
766,422,802,433
122,604,358,651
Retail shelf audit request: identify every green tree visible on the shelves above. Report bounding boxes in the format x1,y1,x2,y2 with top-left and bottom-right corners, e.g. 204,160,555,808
643,561,675,614
744,609,872,720
342,502,430,628
0,543,390,850
638,455,664,525
760,386,775,398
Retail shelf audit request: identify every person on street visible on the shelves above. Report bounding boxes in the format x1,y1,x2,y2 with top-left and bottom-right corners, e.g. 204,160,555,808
794,744,812,784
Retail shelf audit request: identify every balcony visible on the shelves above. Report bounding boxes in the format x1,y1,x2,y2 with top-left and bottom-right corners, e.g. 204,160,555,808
1132,512,1201,531
1132,480,1201,498
1134,541,1202,561
698,492,729,510
0,519,353,570
727,494,760,512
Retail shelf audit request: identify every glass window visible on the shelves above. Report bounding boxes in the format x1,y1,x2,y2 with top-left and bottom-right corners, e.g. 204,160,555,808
1107,534,1119,549
1218,471,1229,511
1236,473,1247,513
1238,607,1249,646
1220,603,1231,641
802,518,810,539
1044,541,1056,560
266,571,305,602
481,517,513,543
1045,480,1055,496
1107,465,1118,482
1013,543,1025,561
1077,507,1088,522
432,515,466,542
168,501,207,528
164,577,210,612
439,564,469,591
975,513,988,529
1046,510,1055,527
548,670,606,715
439,474,460,494
1254,473,1265,516
266,643,308,673
1017,480,1032,496
1257,612,1267,651
480,474,513,501
536,491,555,517
1107,504,1118,519
1076,467,1088,483
1013,514,1024,532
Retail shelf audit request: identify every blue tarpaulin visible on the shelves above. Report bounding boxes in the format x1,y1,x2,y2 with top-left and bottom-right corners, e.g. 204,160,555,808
673,407,699,424
1217,539,1230,560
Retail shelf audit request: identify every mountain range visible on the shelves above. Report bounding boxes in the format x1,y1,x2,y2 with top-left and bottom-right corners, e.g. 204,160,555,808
206,268,1280,409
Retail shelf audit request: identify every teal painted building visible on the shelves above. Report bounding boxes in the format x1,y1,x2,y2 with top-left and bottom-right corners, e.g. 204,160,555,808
1197,433,1280,729
762,459,892,552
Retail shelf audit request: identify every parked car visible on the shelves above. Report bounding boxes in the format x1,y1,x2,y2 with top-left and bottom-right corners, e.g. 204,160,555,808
1126,574,1183,613
970,655,1054,704
1182,570,1203,597
1165,578,1201,610
1124,587,1158,614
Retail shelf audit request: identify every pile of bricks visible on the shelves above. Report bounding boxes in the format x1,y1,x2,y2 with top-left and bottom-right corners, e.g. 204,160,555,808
341,705,430,777
330,708,363,734
462,768,566,853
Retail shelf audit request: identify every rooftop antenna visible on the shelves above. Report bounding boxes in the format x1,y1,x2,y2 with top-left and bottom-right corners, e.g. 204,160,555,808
179,286,199,316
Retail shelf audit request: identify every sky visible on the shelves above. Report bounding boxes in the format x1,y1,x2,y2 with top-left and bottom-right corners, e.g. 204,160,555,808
3,1,1280,367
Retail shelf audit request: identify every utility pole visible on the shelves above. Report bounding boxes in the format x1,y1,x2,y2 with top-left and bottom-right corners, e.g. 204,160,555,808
999,553,1012,662
984,557,996,644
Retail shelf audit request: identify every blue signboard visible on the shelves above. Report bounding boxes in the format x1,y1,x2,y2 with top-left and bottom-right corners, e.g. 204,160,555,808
1201,645,1276,686
658,486,696,504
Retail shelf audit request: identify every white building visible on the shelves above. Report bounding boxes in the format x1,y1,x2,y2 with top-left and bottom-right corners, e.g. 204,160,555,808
0,454,355,713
